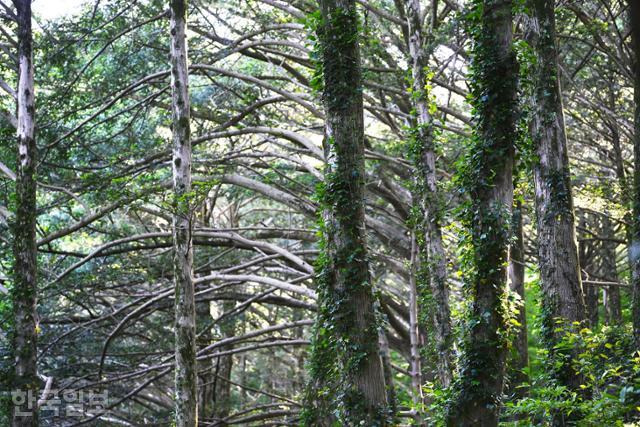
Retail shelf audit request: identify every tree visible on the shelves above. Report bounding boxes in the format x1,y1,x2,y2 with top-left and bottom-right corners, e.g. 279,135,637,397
169,0,197,424
10,1,38,425
526,1,587,371
305,0,389,424
631,0,640,346
405,0,453,389
446,0,518,424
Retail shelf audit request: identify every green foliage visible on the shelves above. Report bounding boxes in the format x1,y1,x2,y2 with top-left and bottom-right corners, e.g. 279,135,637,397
504,325,640,425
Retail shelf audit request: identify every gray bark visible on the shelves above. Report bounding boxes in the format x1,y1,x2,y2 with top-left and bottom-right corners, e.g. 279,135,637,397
170,0,198,425
11,0,38,426
405,0,453,388
526,0,586,332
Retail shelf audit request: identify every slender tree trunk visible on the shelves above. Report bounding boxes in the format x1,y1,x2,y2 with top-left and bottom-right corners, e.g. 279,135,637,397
408,234,424,420
526,0,586,388
405,0,453,388
629,0,640,345
11,1,38,426
169,0,197,425
212,301,235,425
578,213,598,327
508,199,529,397
447,0,518,424
197,303,214,422
306,0,388,424
599,213,621,324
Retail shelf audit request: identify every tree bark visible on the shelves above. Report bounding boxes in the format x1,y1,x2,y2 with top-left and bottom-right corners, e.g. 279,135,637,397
11,1,38,426
405,0,453,389
408,234,424,420
169,0,197,425
306,0,388,423
447,0,517,424
526,0,586,386
629,0,640,345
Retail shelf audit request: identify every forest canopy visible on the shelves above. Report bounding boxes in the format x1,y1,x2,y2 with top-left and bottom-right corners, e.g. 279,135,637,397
1,0,640,425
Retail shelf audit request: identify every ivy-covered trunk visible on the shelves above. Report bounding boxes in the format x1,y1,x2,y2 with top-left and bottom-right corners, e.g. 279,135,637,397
11,1,38,426
447,0,517,424
405,0,453,389
169,0,197,425
630,0,640,345
304,0,388,424
526,0,586,390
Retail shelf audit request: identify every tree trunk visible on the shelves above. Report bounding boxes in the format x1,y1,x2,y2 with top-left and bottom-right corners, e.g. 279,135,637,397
212,301,235,425
408,234,424,420
11,1,38,426
526,0,586,389
599,213,621,324
578,212,599,327
306,0,388,424
447,0,517,424
405,0,453,389
629,0,640,345
170,0,197,425
507,199,529,398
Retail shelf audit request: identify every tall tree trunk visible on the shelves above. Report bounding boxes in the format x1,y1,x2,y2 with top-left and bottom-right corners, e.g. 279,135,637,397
170,0,197,425
629,0,640,345
405,0,453,389
305,0,388,424
526,0,586,389
508,199,529,397
447,0,517,424
11,1,38,426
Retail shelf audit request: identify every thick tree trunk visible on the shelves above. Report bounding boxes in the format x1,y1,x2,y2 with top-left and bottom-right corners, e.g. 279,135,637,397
447,0,517,424
405,0,453,389
11,1,38,426
169,0,197,425
508,199,529,397
306,0,388,424
526,0,586,384
629,0,640,345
